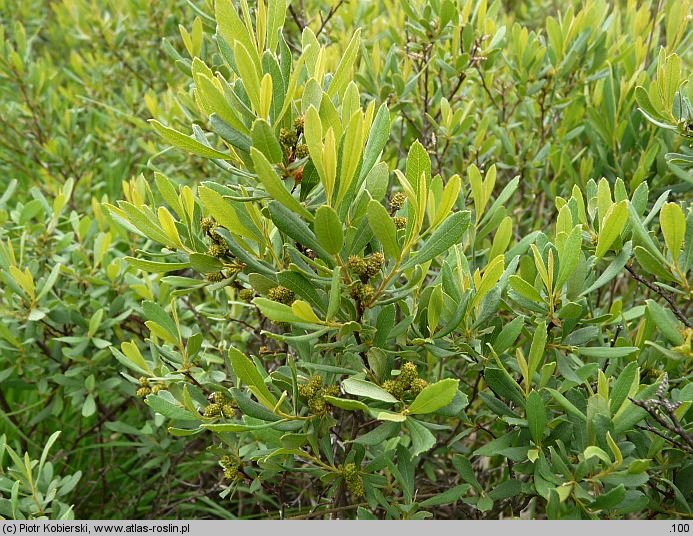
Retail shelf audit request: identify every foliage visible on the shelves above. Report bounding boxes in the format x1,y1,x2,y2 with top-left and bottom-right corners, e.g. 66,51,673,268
0,0,226,520
1,0,692,521
110,0,692,520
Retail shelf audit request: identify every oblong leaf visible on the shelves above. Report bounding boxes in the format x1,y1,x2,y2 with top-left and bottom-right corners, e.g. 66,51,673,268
401,211,470,270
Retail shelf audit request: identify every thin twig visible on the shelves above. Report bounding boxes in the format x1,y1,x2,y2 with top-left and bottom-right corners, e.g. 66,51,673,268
625,265,692,328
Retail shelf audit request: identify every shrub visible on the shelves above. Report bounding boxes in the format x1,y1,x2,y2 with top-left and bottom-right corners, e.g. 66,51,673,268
0,0,222,519
109,0,692,520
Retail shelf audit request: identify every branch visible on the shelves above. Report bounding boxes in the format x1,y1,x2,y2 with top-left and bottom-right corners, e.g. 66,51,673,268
625,265,692,328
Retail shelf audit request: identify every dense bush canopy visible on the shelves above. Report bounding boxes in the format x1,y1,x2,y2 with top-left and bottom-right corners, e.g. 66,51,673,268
0,0,691,520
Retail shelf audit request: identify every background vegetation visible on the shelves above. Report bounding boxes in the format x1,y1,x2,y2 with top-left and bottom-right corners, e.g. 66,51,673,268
0,0,691,520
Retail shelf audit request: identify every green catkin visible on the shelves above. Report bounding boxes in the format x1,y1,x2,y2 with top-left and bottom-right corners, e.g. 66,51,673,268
393,216,407,229
220,455,242,481
299,376,339,415
205,272,224,283
204,403,221,417
279,127,298,148
200,216,216,233
410,377,428,396
398,362,418,389
207,242,228,258
293,116,305,136
363,252,385,277
383,362,423,400
342,463,365,498
238,288,255,301
348,255,367,275
268,286,295,305
350,282,375,304
390,192,406,211
383,379,404,399
210,391,226,404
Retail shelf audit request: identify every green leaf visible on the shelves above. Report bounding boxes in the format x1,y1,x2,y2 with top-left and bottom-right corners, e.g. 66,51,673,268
493,316,525,354
291,300,322,323
580,242,632,296
375,410,407,422
198,186,258,242
401,211,470,270
556,225,582,288
360,103,390,181
154,172,185,220
215,0,258,72
142,301,178,343
335,111,365,206
202,420,290,433
646,299,684,345
251,119,283,163
214,228,275,277
228,346,277,410
268,201,331,262
628,203,668,264
326,266,341,320
146,395,198,421
314,205,343,255
406,418,436,456
590,484,626,511
341,377,398,403
576,347,639,358
609,362,639,416
584,445,612,465
526,390,546,445
472,255,504,308
233,41,261,112
251,148,313,221
266,0,287,51
509,275,544,303
196,72,248,136
230,388,280,422
660,202,685,260
82,394,96,417
277,271,326,313
485,368,525,408
188,253,224,273
527,321,547,380
635,86,663,121
252,297,303,324
116,202,172,245
209,114,252,152
547,388,586,421
367,200,400,259
353,421,401,445
407,378,459,414
419,484,471,507
452,454,482,493
406,140,431,195
634,246,675,281
595,200,628,258
323,396,369,412
327,29,361,99
150,120,230,160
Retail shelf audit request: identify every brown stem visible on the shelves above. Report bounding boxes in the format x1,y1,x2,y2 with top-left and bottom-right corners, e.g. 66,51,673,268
625,265,692,328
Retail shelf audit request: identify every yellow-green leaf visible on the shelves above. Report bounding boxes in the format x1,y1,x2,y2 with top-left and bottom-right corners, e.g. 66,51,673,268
595,200,628,258
314,205,343,255
291,300,322,324
250,148,313,221
660,202,685,261
150,120,230,160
